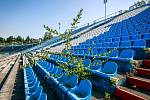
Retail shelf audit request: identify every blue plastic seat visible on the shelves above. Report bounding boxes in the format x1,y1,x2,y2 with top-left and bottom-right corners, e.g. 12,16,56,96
111,42,119,48
83,58,91,67
27,77,38,88
119,49,134,59
59,74,78,93
56,75,69,84
133,39,146,48
105,38,112,42
90,60,102,70
120,41,131,47
39,93,47,100
67,80,92,100
84,49,90,55
49,67,58,75
95,43,102,48
47,64,54,72
98,49,107,56
28,81,40,94
28,86,43,100
94,61,118,78
143,33,150,40
113,37,120,42
121,36,130,41
108,50,119,57
26,74,36,83
92,49,98,55
101,39,105,43
79,49,84,55
103,42,110,47
131,35,141,40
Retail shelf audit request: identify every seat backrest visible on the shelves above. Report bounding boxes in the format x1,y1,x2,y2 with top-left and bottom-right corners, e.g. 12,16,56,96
47,64,54,72
77,80,92,98
30,86,43,100
90,60,102,70
121,41,131,47
79,49,84,55
105,38,112,42
119,49,134,59
57,75,68,83
98,49,107,56
92,49,98,55
108,50,119,57
131,35,141,40
133,39,146,47
111,42,119,48
143,33,150,40
38,93,47,100
113,37,120,42
28,77,37,87
65,74,78,88
50,67,58,74
83,58,91,67
103,42,110,47
84,49,90,55
96,43,102,47
121,36,130,41
56,68,63,75
101,61,118,74
29,81,40,93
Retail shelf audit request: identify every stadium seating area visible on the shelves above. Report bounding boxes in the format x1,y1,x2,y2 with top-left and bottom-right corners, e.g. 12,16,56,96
35,60,92,100
24,67,47,100
5,3,149,100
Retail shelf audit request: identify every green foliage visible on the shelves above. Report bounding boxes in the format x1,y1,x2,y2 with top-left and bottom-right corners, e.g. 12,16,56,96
43,32,53,41
104,92,111,100
43,25,59,35
0,35,40,45
44,8,83,51
0,37,5,43
43,9,93,81
6,36,14,43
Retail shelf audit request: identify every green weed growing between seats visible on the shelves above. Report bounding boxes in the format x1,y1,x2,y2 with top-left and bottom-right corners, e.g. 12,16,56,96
43,9,119,80
43,8,92,81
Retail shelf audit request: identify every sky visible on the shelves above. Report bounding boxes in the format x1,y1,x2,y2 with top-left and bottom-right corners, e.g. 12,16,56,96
0,0,138,39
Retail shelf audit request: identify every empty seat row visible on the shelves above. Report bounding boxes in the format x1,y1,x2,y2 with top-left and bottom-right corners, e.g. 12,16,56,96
71,49,134,61
24,67,47,100
72,39,147,49
49,54,118,79
84,34,150,44
36,60,92,100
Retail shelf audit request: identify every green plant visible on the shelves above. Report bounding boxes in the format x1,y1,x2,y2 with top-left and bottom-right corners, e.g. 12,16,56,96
44,8,83,52
104,92,111,100
43,9,94,81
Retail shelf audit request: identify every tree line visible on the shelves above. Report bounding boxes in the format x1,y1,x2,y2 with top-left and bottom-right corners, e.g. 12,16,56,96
0,36,39,45
0,32,54,45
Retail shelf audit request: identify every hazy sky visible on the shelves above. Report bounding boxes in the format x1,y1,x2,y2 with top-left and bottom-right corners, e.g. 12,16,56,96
0,0,138,39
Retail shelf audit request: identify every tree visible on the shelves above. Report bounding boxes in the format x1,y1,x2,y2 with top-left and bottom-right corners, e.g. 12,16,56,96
0,37,5,43
6,36,13,43
16,36,23,43
25,36,30,43
43,32,53,41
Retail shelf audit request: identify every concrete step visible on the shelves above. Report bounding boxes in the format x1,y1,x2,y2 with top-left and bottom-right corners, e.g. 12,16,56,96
143,60,150,69
115,86,150,100
127,76,150,91
136,68,150,76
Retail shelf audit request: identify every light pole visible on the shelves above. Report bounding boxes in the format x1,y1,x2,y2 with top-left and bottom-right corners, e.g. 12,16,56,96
58,22,61,34
104,0,107,21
